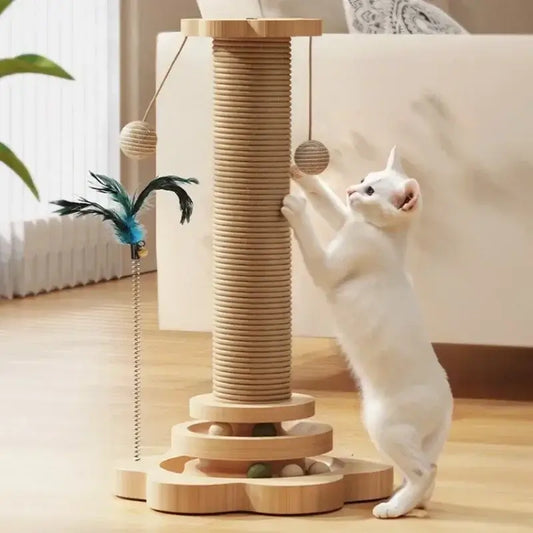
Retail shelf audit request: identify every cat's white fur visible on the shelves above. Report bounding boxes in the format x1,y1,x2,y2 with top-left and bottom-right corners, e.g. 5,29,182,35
281,147,453,518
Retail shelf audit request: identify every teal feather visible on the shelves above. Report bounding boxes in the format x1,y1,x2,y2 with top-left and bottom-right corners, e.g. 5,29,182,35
132,176,199,224
88,172,133,213
50,171,198,246
50,197,140,244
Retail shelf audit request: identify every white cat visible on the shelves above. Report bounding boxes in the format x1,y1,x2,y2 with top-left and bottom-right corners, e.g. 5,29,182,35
281,147,453,518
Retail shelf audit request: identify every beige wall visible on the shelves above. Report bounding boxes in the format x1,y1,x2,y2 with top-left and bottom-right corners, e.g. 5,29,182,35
120,0,200,271
449,0,533,33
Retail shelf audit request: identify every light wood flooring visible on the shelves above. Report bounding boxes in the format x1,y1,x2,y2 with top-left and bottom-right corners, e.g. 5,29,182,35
0,273,531,532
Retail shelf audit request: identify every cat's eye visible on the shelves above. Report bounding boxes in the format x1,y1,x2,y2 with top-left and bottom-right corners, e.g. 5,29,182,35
366,186,375,196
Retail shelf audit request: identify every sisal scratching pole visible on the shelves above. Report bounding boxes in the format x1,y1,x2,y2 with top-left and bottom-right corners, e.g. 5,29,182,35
212,37,292,403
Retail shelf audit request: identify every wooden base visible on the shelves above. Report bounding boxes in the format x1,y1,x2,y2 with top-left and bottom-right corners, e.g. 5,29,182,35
114,393,393,515
115,454,393,515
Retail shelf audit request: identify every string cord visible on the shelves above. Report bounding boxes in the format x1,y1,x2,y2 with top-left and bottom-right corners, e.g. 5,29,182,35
133,37,189,457
308,36,313,141
142,36,189,122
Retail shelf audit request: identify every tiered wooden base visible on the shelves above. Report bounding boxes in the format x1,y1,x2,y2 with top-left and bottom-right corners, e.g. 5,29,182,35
114,393,393,515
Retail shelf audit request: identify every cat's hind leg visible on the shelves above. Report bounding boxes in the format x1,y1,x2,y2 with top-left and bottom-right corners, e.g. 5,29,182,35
371,424,436,519
416,417,451,509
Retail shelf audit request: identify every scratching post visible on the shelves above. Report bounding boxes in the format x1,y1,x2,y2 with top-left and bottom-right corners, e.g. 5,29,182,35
114,19,393,515
212,36,292,403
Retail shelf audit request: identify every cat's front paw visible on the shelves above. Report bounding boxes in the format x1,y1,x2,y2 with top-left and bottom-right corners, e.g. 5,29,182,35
281,194,306,226
289,164,304,181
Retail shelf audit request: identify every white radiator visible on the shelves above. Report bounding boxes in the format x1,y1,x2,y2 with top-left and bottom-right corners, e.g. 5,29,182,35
0,217,123,298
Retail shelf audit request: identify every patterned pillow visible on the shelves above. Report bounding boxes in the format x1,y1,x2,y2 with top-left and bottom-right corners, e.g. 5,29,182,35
343,0,467,34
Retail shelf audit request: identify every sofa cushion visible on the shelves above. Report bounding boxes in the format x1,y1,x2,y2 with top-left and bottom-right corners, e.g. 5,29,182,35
343,0,466,34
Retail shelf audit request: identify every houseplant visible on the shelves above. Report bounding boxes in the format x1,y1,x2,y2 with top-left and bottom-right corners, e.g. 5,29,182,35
0,0,73,200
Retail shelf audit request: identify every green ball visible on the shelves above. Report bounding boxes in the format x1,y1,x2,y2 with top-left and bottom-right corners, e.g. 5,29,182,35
252,423,277,437
247,463,272,479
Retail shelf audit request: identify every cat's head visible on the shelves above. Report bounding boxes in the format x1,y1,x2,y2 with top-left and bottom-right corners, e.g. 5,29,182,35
346,146,421,228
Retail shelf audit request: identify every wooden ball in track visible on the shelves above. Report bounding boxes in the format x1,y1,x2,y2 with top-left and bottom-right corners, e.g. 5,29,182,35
119,120,157,160
280,464,304,477
294,139,330,175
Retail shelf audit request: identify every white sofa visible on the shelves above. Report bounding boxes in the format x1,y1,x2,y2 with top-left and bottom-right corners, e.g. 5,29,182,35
155,32,533,348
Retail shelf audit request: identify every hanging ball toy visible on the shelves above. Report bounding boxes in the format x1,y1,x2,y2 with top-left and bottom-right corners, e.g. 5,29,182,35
119,36,189,160
294,139,330,175
293,37,330,176
119,121,157,160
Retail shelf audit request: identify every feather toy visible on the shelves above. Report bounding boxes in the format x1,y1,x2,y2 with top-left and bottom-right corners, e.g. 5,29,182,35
51,171,198,258
51,171,198,461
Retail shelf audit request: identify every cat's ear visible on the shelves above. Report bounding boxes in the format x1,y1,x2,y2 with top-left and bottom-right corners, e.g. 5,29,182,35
386,145,404,174
400,179,420,212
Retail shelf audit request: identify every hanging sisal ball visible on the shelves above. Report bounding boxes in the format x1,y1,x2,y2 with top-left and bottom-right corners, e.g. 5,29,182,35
118,37,189,161
120,121,157,160
293,37,330,176
294,139,330,175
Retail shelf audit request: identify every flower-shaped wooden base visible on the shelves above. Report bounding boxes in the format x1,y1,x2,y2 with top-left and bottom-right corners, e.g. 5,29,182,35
114,394,393,515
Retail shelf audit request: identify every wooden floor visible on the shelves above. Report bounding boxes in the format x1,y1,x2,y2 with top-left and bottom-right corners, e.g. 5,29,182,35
0,273,531,532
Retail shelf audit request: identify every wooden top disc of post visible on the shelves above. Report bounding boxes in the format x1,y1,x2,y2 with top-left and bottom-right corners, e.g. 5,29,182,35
181,18,322,38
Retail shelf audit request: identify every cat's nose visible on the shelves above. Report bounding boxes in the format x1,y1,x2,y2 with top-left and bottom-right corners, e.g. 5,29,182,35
346,185,358,196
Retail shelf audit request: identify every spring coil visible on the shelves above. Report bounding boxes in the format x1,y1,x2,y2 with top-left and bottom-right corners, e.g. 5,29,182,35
132,258,141,461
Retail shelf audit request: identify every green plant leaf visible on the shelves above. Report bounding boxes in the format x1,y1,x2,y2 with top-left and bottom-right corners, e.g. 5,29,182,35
0,54,74,80
0,142,39,200
0,0,14,17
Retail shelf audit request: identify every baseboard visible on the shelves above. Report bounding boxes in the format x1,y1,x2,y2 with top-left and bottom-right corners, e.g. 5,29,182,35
292,342,533,402
434,343,533,401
